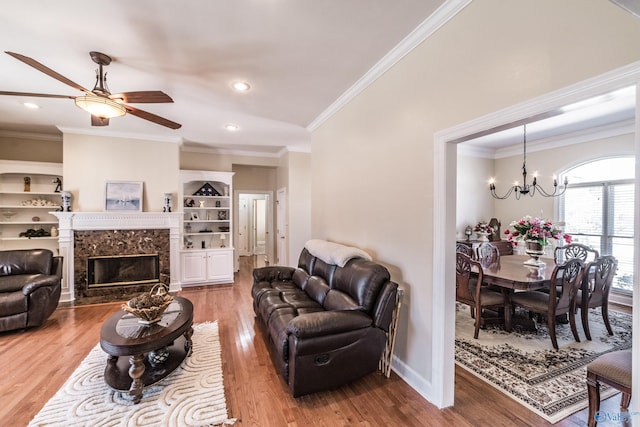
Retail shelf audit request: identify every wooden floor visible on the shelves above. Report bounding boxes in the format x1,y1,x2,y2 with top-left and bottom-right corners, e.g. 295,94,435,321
0,256,625,426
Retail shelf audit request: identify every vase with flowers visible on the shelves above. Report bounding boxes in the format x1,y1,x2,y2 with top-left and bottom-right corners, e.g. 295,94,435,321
504,215,572,266
474,222,494,242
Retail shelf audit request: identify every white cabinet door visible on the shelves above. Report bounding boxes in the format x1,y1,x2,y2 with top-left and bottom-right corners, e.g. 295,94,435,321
207,249,234,282
181,251,207,284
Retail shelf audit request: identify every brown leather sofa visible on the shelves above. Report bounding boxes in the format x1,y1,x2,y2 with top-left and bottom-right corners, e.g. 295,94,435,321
251,240,398,397
0,249,63,333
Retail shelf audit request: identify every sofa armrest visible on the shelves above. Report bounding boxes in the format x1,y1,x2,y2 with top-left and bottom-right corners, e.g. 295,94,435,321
22,275,61,295
51,256,63,279
253,266,295,283
286,310,372,339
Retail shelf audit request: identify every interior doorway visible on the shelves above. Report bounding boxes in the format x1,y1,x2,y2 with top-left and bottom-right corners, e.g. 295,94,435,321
433,66,640,409
237,192,274,265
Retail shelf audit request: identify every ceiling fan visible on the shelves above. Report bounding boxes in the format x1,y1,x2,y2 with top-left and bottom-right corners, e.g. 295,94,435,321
0,51,181,129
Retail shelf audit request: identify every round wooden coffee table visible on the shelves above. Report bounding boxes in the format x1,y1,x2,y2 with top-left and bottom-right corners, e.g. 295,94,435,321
100,296,194,403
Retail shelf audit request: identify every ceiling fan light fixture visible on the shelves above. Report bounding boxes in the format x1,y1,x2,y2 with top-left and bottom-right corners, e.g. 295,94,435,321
74,95,126,119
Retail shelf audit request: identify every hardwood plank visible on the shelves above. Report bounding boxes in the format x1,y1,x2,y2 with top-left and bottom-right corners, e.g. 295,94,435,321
0,256,622,426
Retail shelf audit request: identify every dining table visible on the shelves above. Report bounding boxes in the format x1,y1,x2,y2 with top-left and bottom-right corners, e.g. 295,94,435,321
475,254,557,332
480,254,555,291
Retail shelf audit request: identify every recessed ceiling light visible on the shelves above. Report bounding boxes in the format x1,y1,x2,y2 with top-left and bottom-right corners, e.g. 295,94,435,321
231,81,250,92
225,123,239,132
23,102,40,109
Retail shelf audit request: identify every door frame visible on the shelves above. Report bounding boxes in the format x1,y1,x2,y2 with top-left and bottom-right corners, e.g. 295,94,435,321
432,62,640,408
234,190,274,266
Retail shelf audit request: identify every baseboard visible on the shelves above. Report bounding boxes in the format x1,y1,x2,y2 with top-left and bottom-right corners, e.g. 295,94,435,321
390,355,436,406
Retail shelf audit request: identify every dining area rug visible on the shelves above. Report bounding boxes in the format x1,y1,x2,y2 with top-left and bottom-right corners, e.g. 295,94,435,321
455,304,632,423
28,321,236,427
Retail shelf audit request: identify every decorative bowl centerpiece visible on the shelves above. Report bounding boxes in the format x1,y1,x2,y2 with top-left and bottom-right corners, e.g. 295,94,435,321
121,284,173,325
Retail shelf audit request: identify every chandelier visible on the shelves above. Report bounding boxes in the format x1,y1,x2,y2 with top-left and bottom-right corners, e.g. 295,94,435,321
489,124,568,199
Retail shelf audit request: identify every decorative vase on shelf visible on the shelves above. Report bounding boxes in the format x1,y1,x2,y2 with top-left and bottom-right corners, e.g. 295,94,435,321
524,240,546,267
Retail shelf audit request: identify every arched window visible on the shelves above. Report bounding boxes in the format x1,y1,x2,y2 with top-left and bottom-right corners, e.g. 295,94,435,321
559,156,635,292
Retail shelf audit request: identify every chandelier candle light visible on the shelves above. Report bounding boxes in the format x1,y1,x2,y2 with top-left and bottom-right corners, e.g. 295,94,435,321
504,215,572,267
489,124,568,199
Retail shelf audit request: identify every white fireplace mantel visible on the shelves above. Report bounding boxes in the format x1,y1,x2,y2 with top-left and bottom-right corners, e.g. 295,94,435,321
52,212,183,302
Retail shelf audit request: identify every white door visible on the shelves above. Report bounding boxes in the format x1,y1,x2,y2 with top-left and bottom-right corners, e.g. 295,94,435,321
238,195,250,256
276,187,288,266
253,198,266,254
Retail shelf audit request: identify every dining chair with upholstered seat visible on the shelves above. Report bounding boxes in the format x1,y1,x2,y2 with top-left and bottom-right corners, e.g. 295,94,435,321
475,242,500,269
506,258,585,350
456,242,474,258
576,255,618,341
554,243,599,264
456,252,505,339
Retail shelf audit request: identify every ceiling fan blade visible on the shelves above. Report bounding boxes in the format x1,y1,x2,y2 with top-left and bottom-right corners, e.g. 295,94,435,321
91,115,109,127
5,51,92,95
110,91,174,104
125,105,181,129
0,91,75,99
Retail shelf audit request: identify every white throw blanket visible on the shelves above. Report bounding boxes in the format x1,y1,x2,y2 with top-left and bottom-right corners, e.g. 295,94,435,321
304,239,372,267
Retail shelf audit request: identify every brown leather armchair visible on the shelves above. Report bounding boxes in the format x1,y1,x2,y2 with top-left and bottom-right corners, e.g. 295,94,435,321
0,249,63,333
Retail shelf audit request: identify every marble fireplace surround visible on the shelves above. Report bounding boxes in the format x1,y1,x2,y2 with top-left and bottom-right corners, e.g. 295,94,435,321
53,212,182,303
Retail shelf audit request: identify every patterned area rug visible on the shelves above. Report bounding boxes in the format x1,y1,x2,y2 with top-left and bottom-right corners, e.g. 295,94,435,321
29,322,236,427
455,304,632,423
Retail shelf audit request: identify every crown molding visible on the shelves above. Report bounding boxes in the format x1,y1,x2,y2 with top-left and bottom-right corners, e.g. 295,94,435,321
306,0,472,132
458,119,636,159
57,126,183,144
493,119,635,159
0,130,62,142
181,144,283,158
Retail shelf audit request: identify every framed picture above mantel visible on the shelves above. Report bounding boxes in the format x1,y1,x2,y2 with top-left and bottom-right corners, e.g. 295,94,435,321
105,181,143,212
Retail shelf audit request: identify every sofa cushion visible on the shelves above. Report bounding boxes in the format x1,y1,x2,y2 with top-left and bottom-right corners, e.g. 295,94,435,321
0,249,52,276
331,258,390,312
298,248,316,273
0,290,27,316
311,258,336,287
0,274,45,293
305,276,330,306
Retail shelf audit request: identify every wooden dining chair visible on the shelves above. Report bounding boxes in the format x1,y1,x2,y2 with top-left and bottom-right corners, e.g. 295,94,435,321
576,255,618,340
554,243,599,264
456,242,474,258
506,258,584,350
476,242,500,269
456,252,505,339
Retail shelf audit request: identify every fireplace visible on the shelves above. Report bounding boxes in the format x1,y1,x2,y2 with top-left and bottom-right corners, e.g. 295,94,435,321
52,212,182,304
87,254,160,288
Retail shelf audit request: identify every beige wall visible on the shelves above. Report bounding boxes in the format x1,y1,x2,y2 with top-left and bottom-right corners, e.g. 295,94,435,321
232,164,277,191
456,153,493,238
180,149,279,171
285,151,312,264
311,0,640,400
63,133,180,212
0,134,63,163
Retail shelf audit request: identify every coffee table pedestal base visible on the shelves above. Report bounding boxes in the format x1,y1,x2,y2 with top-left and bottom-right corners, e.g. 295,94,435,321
104,335,191,403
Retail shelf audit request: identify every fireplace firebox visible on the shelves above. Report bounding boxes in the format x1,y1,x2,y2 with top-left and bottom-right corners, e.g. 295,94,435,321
87,254,160,288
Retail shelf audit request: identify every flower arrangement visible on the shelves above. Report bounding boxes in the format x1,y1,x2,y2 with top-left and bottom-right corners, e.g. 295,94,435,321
504,215,572,246
474,222,494,234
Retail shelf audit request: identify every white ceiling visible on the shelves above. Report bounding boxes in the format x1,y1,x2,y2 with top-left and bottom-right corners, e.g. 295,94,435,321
0,0,446,154
460,85,636,158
